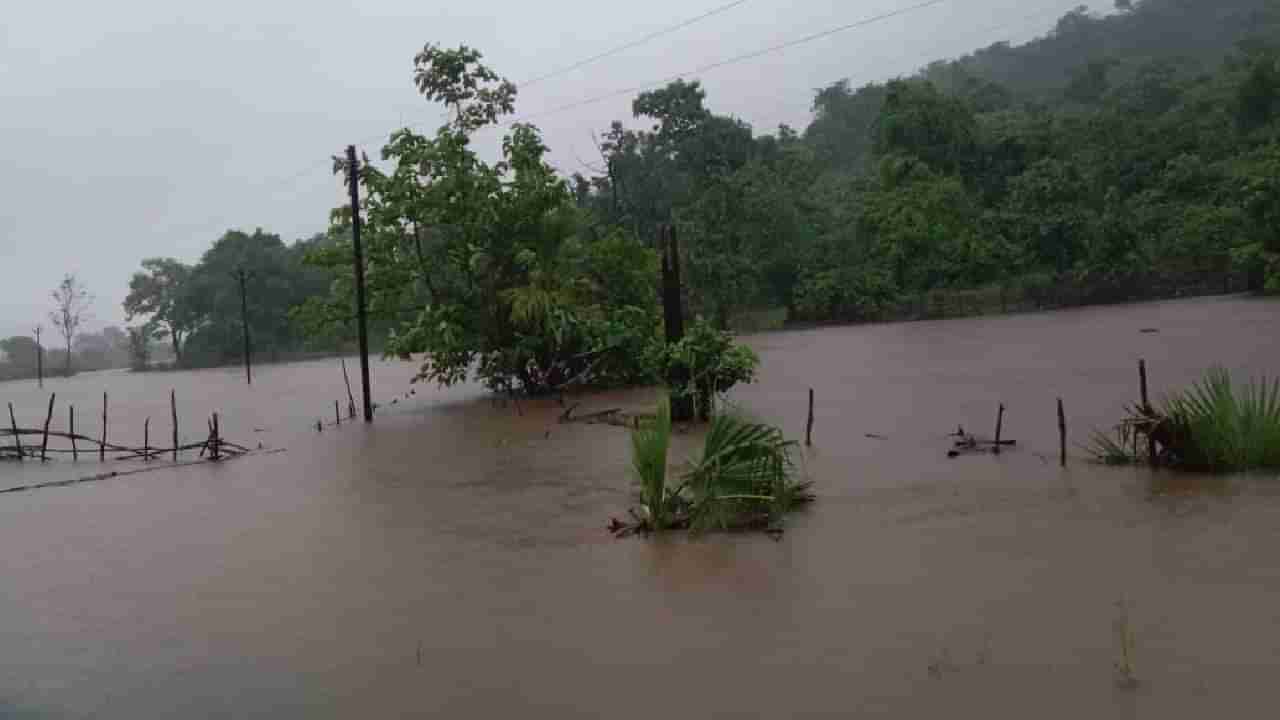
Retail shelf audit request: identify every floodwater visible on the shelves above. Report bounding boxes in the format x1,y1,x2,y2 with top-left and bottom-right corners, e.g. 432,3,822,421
2,294,1279,718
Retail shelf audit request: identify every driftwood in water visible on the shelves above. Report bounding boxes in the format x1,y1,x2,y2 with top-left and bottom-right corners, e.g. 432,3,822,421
558,406,658,429
947,431,1016,458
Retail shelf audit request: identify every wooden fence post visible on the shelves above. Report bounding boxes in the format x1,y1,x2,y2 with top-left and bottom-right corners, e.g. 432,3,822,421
1139,359,1157,466
805,388,815,447
7,402,22,460
1057,398,1067,468
171,390,179,462
100,392,107,461
40,393,55,462
994,403,1005,455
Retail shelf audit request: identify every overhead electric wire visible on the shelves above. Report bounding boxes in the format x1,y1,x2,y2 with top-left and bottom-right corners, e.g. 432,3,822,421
519,0,752,87
156,1,758,241
511,0,954,124
156,0,1073,242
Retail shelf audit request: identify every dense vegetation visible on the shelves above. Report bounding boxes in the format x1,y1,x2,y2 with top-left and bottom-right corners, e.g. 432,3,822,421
1090,368,1280,472
299,44,758,403
118,1,1280,393
619,398,814,536
581,0,1280,326
0,327,131,381
121,230,358,369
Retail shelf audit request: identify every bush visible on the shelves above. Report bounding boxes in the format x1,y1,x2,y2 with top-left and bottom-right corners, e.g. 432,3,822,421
618,407,814,536
647,319,759,420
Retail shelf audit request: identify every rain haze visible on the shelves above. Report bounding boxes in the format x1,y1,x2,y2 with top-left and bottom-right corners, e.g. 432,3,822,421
0,0,1104,339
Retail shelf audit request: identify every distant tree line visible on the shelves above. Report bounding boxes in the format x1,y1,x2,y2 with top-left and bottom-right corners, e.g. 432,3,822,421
575,0,1280,325
122,229,372,370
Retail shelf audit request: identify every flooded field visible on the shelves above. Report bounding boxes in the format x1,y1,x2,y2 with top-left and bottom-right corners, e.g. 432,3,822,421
2,294,1279,718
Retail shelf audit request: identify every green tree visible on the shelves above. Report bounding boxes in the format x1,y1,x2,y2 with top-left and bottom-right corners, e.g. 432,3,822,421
123,258,197,366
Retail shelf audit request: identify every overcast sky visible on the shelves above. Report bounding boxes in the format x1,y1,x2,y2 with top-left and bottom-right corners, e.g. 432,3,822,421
0,0,1107,339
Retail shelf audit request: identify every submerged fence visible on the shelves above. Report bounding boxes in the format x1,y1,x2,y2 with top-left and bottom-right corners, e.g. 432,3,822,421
2,391,249,463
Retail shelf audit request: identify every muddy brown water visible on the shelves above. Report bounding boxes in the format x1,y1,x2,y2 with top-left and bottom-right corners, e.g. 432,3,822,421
2,295,1279,718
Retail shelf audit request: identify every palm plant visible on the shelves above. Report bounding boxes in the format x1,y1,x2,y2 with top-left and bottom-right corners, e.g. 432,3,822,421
1162,368,1280,471
620,406,814,536
631,398,674,529
682,413,812,532
1088,368,1280,472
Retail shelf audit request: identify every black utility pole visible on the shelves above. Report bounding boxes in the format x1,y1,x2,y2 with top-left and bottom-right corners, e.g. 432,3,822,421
237,268,252,385
661,224,693,422
34,326,43,389
347,144,374,422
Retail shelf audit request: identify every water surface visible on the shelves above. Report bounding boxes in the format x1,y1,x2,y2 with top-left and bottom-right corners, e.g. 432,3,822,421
2,295,1279,718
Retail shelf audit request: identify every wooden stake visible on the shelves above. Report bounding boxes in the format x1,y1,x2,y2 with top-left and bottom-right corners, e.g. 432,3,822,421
100,392,107,461
1139,359,1157,466
805,388,815,447
342,358,357,419
1138,359,1150,410
335,400,341,426
1057,398,1067,468
211,413,221,461
994,403,1005,455
143,417,150,461
69,405,77,461
171,389,179,462
8,402,22,459
40,393,55,462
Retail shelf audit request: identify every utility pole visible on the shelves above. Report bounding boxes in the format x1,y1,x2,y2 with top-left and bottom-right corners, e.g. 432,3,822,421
661,224,693,422
34,326,43,389
236,268,252,385
347,144,374,422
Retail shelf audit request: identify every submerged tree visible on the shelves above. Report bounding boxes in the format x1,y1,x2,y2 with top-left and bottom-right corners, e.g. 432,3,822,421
123,258,197,366
306,44,662,394
49,274,91,377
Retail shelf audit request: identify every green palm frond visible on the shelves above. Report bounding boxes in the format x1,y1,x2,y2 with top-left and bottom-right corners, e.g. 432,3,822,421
631,397,673,529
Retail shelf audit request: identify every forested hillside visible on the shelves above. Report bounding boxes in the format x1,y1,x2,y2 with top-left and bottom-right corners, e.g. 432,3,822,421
272,1,1280,395
579,0,1280,325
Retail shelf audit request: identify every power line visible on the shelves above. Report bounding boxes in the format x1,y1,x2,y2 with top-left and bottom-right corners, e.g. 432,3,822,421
510,0,954,125
745,1,1080,131
152,2,758,240
348,2,752,148
519,0,751,88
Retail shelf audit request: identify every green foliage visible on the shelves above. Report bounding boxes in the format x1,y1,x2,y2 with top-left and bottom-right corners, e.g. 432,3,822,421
123,258,196,365
650,319,759,421
631,398,673,530
1089,368,1280,472
621,408,814,536
682,413,808,532
580,2,1280,328
1162,368,1280,472
126,326,152,372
